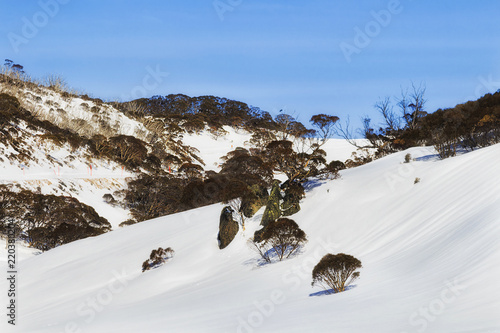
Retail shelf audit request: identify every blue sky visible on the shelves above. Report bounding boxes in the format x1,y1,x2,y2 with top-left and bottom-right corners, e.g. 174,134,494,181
1,0,499,128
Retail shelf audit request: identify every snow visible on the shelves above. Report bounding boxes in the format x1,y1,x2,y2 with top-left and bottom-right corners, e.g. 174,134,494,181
19,86,150,139
182,126,256,170
0,85,146,228
0,120,359,229
182,126,364,171
1,143,499,332
0,135,134,228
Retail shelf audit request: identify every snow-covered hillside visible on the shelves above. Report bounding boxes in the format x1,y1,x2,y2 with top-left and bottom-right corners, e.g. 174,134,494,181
2,144,499,332
1,79,365,230
0,115,360,228
7,83,150,140
183,126,366,171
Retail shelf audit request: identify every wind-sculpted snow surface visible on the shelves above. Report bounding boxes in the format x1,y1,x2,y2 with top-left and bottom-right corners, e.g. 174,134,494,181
1,144,499,332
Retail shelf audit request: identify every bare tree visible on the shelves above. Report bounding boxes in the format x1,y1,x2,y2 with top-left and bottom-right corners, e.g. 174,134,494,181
334,116,367,149
399,82,427,130
375,96,401,133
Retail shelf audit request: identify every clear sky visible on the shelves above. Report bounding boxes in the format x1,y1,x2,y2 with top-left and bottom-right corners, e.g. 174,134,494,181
1,0,499,128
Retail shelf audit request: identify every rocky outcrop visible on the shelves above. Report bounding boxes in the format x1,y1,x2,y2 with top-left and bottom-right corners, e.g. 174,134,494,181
260,180,282,227
241,184,269,218
218,206,239,249
281,182,304,216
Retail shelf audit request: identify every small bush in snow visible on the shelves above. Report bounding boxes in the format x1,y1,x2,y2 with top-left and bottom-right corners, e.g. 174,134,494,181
102,193,115,204
312,253,362,294
119,219,137,227
252,218,307,263
142,247,175,272
414,177,421,184
404,153,412,163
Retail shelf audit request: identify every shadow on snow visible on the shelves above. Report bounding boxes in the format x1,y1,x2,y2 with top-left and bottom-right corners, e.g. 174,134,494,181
309,285,357,297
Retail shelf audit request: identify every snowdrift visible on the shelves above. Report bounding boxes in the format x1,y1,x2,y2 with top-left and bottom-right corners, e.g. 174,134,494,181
1,144,499,332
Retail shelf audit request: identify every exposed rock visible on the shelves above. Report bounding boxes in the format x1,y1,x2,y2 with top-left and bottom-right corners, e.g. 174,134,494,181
281,195,300,216
281,182,304,216
253,226,266,243
218,206,239,249
241,184,269,218
260,180,282,227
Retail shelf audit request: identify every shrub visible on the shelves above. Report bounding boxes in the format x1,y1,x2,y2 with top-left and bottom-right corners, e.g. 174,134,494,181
179,162,204,179
142,247,175,272
312,253,362,294
102,193,115,204
414,177,421,184
119,219,137,227
435,140,457,159
0,93,22,124
404,153,412,163
125,174,186,222
281,181,304,217
108,135,148,169
252,218,307,263
323,160,345,176
0,187,111,251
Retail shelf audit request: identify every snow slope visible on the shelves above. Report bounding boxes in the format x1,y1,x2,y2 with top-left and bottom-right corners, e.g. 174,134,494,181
17,85,150,140
182,126,254,170
0,130,134,228
183,126,364,171
1,143,499,332
0,84,145,227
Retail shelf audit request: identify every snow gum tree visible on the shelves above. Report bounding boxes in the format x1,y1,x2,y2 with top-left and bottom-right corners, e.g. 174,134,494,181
312,253,362,294
252,218,307,263
262,113,339,184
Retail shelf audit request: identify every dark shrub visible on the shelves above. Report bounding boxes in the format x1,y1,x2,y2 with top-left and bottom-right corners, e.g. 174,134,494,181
312,253,362,294
281,181,304,217
108,135,148,169
0,187,111,251
119,219,137,227
326,160,346,173
252,218,307,263
179,162,204,179
142,247,174,272
0,93,22,124
102,193,115,204
124,174,185,222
